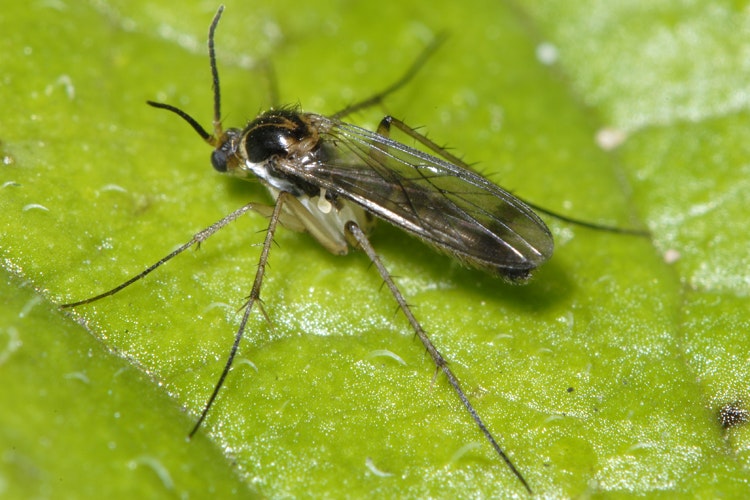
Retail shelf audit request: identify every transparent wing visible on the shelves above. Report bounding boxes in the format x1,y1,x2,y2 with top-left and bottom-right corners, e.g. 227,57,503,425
282,114,554,278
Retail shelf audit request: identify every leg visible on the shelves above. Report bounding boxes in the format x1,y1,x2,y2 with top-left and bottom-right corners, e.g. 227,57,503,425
61,202,264,308
344,220,532,494
331,34,447,120
188,191,292,437
378,114,472,171
362,114,467,175
377,116,649,237
258,58,280,110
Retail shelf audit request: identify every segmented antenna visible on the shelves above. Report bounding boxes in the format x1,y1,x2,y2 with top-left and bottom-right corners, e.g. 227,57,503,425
209,5,225,140
145,5,227,148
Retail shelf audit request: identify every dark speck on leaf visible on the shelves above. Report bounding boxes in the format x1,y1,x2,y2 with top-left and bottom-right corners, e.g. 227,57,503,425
719,402,749,429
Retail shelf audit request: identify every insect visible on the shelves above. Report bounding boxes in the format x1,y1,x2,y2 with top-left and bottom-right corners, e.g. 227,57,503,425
62,5,645,494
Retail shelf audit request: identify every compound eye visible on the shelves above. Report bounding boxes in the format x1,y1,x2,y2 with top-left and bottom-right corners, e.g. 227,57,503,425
211,149,228,172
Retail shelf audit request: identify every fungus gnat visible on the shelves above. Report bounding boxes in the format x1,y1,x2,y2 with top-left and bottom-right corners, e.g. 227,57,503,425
62,5,645,493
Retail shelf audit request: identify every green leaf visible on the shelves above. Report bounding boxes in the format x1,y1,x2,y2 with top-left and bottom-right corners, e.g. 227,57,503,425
2,0,749,497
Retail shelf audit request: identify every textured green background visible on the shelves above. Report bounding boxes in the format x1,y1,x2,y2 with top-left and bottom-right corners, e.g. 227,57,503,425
2,0,749,498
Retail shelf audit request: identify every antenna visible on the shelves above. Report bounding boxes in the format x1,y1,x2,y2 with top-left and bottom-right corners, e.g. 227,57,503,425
144,5,227,148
